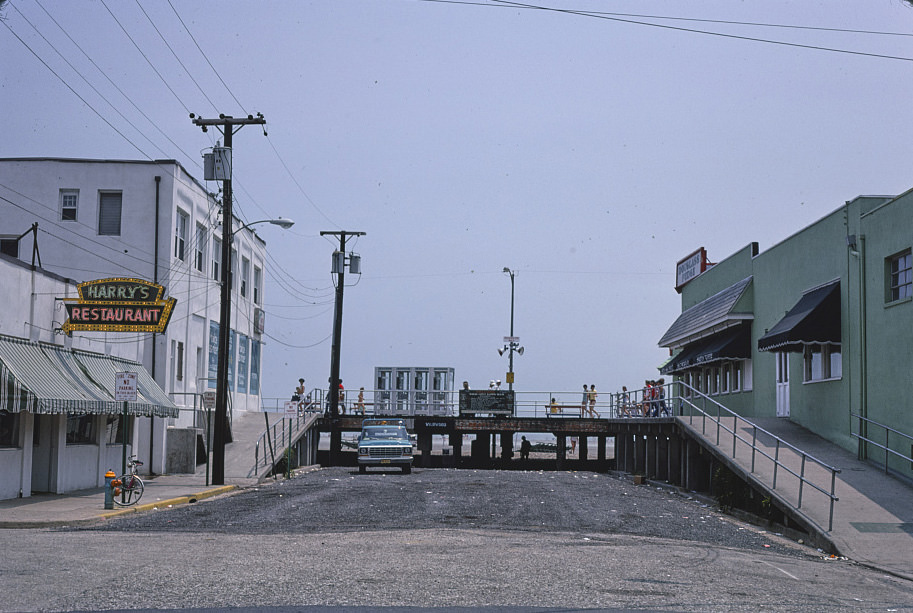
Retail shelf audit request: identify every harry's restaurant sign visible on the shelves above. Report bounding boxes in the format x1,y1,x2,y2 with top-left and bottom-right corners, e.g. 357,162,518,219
62,278,177,335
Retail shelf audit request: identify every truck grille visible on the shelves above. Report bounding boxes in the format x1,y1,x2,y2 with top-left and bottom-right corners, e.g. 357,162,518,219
367,447,404,458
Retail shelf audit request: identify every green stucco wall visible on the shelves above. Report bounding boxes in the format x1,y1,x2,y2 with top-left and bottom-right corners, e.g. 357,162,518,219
672,193,912,478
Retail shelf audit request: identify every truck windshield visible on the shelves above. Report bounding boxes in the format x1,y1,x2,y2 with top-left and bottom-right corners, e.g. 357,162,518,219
362,426,408,440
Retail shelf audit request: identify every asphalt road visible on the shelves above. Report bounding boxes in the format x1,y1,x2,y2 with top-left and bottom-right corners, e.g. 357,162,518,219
2,467,912,612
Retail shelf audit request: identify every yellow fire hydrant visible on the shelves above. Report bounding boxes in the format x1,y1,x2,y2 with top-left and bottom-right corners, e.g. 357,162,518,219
104,470,117,509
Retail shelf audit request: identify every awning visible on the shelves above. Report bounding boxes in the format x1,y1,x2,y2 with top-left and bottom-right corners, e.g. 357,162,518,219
757,280,841,352
0,334,178,417
658,276,753,348
657,350,681,373
661,324,751,374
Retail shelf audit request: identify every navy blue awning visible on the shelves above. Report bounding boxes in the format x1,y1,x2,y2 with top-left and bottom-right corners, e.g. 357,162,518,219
757,281,841,352
661,324,751,375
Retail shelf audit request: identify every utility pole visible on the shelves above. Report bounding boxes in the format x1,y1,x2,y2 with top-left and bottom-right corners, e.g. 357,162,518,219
191,113,265,485
320,230,365,466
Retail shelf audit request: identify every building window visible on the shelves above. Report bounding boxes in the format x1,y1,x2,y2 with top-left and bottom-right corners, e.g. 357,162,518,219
195,224,207,273
241,257,250,298
60,189,78,221
174,210,188,262
66,415,95,445
0,411,19,447
0,238,18,258
105,415,127,445
803,344,841,382
721,363,731,394
887,250,912,302
98,192,122,236
231,249,238,292
212,238,222,281
732,361,743,392
253,266,262,305
176,341,184,381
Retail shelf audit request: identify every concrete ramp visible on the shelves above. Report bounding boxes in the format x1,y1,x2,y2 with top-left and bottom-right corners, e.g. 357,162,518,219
195,411,320,484
680,415,913,580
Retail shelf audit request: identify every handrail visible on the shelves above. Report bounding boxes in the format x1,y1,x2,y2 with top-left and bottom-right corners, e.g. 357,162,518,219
852,413,913,476
252,412,318,476
673,381,840,532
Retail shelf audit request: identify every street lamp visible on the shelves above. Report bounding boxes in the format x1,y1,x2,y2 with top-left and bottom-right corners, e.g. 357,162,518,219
499,267,524,391
212,216,294,485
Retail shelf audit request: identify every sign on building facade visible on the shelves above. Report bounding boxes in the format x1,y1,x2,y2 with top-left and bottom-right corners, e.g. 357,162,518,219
62,278,176,335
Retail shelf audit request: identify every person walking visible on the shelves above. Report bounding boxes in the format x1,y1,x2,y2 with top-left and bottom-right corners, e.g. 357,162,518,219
581,384,588,417
292,378,305,401
519,436,531,460
619,385,631,417
588,384,600,418
657,378,669,416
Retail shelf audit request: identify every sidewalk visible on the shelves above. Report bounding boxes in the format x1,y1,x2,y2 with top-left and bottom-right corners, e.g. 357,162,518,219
0,411,269,528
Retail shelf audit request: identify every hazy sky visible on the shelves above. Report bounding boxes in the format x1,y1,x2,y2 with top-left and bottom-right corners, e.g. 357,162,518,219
3,1,913,402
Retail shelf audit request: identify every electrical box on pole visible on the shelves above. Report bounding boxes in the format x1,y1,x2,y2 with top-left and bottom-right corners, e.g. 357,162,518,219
204,147,232,181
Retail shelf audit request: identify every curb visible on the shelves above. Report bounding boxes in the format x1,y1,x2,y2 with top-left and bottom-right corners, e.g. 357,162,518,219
100,485,238,519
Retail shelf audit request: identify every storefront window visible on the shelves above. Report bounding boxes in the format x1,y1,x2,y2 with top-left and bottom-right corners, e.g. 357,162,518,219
0,411,19,447
66,415,94,445
804,344,841,382
105,415,128,445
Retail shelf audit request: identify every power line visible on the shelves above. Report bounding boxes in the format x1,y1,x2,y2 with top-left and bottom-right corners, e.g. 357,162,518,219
167,0,247,112
99,0,194,113
425,0,913,63
134,0,219,113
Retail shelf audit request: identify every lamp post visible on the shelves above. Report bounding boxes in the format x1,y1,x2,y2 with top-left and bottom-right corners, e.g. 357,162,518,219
500,267,523,391
212,217,293,485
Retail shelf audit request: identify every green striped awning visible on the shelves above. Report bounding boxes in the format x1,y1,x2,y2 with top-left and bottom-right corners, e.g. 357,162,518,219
0,334,178,418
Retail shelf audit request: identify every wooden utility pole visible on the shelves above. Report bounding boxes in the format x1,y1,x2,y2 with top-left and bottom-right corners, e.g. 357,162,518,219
320,230,365,465
191,113,265,485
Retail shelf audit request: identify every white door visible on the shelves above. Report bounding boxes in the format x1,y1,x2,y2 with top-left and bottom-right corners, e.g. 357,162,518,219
775,352,790,418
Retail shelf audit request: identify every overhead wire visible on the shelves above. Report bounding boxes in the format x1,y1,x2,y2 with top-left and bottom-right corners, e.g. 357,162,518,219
486,0,913,63
134,0,219,112
99,0,194,113
166,0,246,111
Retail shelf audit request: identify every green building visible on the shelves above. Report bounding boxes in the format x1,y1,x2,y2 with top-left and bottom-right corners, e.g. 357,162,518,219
658,191,913,481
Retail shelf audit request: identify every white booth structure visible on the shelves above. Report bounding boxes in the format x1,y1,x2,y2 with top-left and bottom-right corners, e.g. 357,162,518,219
373,367,455,416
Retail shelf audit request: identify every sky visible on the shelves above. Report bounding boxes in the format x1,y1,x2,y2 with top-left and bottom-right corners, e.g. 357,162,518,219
2,0,913,402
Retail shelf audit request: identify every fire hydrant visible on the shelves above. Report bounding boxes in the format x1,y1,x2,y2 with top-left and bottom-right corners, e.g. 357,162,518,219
104,470,117,509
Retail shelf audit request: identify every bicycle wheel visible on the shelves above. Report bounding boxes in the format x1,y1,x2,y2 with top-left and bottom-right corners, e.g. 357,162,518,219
114,475,144,506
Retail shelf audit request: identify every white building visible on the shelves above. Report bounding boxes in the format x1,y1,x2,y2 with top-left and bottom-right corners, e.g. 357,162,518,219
0,158,271,495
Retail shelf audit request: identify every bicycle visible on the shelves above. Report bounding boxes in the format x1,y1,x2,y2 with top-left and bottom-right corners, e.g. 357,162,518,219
113,455,145,506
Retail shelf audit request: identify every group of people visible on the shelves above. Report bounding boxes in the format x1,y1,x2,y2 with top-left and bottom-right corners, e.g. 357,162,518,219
615,380,669,417
291,378,366,416
581,384,600,418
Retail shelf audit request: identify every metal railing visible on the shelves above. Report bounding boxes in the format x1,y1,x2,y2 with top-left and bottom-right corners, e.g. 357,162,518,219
673,381,840,532
852,413,913,477
252,412,319,476
261,386,680,420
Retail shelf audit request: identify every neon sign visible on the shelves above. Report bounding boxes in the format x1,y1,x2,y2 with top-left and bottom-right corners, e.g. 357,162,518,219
62,277,177,335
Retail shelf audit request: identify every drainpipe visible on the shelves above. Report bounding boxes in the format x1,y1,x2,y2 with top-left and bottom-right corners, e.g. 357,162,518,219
858,234,868,458
150,176,161,474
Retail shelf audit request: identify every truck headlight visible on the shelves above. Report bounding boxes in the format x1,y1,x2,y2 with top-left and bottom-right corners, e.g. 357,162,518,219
402,447,412,456
358,448,368,456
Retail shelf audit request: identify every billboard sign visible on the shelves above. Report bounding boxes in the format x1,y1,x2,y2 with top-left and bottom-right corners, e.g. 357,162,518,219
675,248,708,291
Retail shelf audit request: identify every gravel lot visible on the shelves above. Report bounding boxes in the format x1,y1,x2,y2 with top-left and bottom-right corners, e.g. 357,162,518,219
3,467,905,612
96,467,807,555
